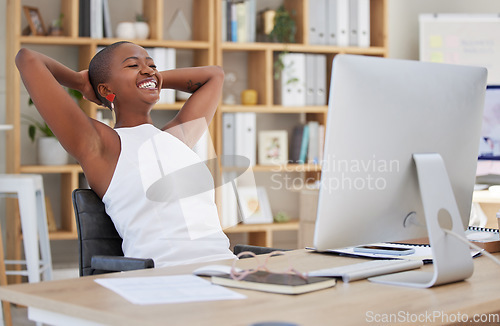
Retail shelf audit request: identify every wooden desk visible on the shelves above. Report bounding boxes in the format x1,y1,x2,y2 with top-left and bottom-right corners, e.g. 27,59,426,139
0,250,499,326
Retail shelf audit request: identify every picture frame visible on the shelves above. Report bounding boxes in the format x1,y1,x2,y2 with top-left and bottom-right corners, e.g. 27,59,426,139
23,6,46,36
236,186,273,224
258,130,288,165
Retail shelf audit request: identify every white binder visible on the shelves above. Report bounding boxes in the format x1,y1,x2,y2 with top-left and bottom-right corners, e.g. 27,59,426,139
146,48,176,104
358,0,370,47
337,0,349,46
90,0,103,39
314,54,327,106
275,53,307,106
326,0,338,45
349,0,359,46
305,54,327,106
235,112,256,166
222,113,235,166
305,54,316,106
309,0,327,45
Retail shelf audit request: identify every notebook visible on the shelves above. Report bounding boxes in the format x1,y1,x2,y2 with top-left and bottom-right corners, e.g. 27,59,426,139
211,271,337,295
465,226,500,253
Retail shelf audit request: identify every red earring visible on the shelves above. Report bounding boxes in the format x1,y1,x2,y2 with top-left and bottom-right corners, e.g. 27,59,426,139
106,93,115,109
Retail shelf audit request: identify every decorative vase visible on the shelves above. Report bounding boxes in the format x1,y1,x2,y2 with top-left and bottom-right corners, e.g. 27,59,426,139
116,22,136,39
134,22,150,40
37,137,69,165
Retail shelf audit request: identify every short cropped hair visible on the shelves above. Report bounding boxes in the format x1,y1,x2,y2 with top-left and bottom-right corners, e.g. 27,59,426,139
88,41,131,110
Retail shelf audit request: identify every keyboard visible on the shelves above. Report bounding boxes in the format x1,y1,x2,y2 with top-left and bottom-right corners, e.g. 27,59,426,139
307,259,423,282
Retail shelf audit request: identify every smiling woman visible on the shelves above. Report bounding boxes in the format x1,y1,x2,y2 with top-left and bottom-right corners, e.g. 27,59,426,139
15,41,234,268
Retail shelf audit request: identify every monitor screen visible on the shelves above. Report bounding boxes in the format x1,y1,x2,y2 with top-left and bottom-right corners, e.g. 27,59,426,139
314,54,487,251
478,85,500,160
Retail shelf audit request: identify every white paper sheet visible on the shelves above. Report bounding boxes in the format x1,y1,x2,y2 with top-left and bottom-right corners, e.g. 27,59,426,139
95,274,246,305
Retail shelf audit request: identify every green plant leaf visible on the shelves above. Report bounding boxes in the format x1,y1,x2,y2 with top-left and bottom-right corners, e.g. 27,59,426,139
28,125,36,143
67,88,83,100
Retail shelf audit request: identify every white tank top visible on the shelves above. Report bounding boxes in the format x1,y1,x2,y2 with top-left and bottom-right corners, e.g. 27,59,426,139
102,124,235,267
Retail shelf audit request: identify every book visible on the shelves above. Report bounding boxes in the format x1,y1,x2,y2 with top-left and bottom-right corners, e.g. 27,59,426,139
307,121,319,164
90,0,103,39
102,0,112,38
79,0,91,37
298,124,310,163
236,2,247,43
290,125,305,163
211,271,337,295
394,226,500,253
313,242,482,264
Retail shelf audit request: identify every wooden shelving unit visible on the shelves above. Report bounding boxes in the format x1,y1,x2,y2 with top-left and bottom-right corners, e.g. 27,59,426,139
5,0,388,261
5,0,215,265
213,0,388,245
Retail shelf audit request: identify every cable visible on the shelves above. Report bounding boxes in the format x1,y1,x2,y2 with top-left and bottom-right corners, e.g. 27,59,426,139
443,229,500,267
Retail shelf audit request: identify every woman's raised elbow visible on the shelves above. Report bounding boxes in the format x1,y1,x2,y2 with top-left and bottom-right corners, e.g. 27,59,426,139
15,48,34,68
210,65,225,80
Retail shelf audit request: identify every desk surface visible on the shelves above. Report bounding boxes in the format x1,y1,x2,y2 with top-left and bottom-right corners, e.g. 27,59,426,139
1,250,499,326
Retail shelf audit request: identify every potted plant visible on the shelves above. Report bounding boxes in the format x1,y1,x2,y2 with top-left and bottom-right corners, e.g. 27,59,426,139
24,88,82,165
269,6,297,80
49,13,64,36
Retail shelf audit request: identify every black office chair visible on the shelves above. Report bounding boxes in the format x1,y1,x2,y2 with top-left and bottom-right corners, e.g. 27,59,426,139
72,188,154,276
72,188,286,276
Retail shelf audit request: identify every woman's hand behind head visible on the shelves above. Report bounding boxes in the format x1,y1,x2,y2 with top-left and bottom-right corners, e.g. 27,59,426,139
79,70,103,106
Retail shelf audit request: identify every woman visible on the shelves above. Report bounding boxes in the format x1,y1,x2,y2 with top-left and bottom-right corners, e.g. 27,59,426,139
16,41,236,267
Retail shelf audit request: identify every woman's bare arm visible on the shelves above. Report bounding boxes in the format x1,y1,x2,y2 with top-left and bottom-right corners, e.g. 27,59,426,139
15,48,119,197
159,66,224,147
15,48,114,160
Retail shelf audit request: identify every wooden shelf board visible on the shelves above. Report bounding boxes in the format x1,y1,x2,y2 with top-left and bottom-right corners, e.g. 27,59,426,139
97,38,211,49
20,36,210,50
222,42,387,55
20,164,83,174
223,164,321,173
20,36,93,45
224,220,299,234
153,102,185,110
222,105,328,114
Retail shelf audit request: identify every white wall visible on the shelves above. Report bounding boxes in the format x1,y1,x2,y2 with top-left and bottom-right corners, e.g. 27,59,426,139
388,0,500,60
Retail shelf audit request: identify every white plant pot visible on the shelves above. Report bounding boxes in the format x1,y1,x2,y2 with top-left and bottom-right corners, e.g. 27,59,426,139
116,22,136,39
37,137,69,165
134,22,150,40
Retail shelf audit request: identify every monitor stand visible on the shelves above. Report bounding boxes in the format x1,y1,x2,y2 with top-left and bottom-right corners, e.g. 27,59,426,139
369,153,474,288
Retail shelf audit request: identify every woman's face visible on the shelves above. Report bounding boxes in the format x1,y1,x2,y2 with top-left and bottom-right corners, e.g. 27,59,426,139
107,43,163,109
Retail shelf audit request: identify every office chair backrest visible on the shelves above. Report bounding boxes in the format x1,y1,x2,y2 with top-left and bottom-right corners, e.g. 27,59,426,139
72,188,123,276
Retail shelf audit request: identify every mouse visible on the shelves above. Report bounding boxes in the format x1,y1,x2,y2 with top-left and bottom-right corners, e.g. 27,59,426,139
192,264,241,277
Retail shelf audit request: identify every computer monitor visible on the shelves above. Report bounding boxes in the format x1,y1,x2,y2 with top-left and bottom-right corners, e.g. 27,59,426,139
313,54,487,287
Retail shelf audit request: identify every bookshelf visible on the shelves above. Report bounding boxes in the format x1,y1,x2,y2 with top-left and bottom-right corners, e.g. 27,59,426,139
5,0,388,265
213,0,389,241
